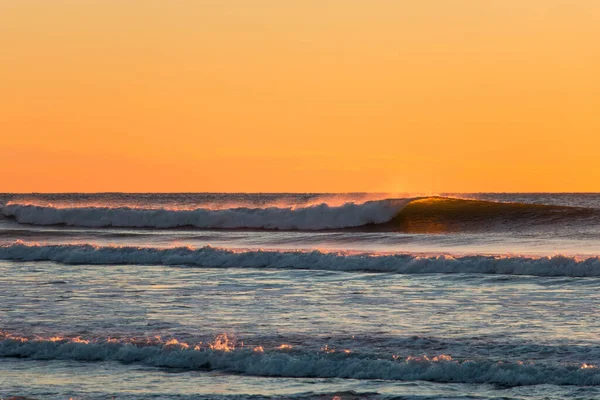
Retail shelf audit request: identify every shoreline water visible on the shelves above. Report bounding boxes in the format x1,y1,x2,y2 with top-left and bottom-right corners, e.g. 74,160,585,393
1,193,599,399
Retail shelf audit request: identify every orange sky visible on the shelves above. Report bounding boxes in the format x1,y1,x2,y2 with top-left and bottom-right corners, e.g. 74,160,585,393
1,1,599,193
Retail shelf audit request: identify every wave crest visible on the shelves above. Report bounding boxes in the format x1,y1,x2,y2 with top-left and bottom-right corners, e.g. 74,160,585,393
2,242,600,277
1,200,408,230
3,197,599,233
1,333,598,386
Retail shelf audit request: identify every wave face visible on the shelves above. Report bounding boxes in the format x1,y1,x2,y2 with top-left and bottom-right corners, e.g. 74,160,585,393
1,334,598,387
1,200,408,230
390,197,600,233
3,196,599,233
2,242,600,277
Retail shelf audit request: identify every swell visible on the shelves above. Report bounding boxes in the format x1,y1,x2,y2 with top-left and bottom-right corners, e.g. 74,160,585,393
2,242,600,277
383,197,600,233
2,197,598,233
0,334,598,386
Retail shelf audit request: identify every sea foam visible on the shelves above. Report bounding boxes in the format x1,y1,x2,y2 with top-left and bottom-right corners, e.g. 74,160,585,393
0,336,598,386
1,200,408,230
2,242,600,277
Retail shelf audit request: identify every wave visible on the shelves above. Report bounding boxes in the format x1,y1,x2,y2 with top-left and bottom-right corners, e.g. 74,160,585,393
2,197,598,233
1,333,598,387
2,242,600,277
390,197,600,233
0,200,409,230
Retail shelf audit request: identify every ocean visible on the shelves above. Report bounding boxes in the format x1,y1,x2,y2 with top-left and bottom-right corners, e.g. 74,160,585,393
1,193,600,399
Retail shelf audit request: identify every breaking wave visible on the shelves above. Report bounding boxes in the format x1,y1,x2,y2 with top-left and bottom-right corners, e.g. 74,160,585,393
0,200,409,230
2,197,598,233
2,242,600,277
0,333,598,386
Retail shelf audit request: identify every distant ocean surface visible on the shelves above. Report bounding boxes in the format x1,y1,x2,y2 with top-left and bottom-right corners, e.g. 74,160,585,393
1,193,600,399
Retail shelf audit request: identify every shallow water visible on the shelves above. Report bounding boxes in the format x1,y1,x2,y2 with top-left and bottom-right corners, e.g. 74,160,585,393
1,193,600,399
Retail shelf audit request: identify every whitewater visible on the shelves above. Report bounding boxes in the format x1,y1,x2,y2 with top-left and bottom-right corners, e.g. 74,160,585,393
2,193,600,400
3,242,600,277
0,199,408,230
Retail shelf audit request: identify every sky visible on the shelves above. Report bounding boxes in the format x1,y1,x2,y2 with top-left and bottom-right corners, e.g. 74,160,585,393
1,1,599,193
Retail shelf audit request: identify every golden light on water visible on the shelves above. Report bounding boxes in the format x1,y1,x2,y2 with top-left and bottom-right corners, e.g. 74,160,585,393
407,355,451,362
3,330,597,376
208,333,236,352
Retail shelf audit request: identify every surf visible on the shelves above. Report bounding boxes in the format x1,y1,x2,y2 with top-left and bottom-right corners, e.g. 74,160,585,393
0,199,410,230
1,332,599,387
2,242,600,277
385,196,600,233
2,196,598,232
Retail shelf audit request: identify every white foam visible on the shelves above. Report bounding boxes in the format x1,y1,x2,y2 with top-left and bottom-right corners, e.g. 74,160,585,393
1,200,409,230
1,337,598,386
2,242,600,277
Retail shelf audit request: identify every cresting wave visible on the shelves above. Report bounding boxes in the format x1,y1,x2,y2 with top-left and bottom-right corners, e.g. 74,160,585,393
2,197,598,232
0,332,598,386
3,242,600,277
0,199,408,230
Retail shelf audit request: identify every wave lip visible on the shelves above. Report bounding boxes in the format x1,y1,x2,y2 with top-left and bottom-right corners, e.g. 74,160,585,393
3,196,599,233
389,197,600,233
1,200,409,230
1,334,599,387
2,242,600,277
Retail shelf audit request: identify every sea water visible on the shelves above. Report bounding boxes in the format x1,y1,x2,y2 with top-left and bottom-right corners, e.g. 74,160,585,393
1,193,600,399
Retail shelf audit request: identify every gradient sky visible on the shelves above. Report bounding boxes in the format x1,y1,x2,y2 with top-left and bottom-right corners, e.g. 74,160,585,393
2,1,599,192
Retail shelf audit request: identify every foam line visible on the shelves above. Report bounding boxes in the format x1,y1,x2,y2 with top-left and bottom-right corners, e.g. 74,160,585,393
2,242,600,277
1,200,408,230
0,336,598,386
